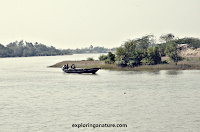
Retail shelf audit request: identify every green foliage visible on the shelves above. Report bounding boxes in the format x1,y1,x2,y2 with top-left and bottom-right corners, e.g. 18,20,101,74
0,40,115,57
0,40,72,57
140,46,161,65
158,35,200,57
108,52,115,61
157,43,168,56
146,47,154,63
115,39,137,64
161,60,168,64
157,33,176,57
127,60,135,67
164,41,182,65
104,59,111,64
72,46,115,54
159,33,175,43
175,37,200,49
141,58,154,65
87,57,94,61
115,47,126,62
128,50,145,66
104,52,115,64
152,45,162,64
186,57,189,62
136,35,156,51
115,59,127,67
115,34,156,64
99,54,108,61
115,36,161,67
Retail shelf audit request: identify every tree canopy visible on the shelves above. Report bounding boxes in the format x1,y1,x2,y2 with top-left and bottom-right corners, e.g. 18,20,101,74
114,35,161,67
164,41,182,65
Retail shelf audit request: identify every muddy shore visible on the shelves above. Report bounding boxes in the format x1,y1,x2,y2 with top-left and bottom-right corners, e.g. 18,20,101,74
48,57,200,71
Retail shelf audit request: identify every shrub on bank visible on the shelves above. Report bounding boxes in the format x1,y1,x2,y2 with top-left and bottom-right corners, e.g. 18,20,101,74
87,57,94,61
99,55,108,61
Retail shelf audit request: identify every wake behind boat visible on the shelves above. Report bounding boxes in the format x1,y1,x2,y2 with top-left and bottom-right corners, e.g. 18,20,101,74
62,64,100,74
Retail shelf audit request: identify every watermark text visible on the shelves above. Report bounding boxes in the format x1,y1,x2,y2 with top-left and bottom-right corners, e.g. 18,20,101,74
72,123,127,129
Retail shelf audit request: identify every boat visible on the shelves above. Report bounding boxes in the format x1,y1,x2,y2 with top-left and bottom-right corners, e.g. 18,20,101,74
63,67,100,74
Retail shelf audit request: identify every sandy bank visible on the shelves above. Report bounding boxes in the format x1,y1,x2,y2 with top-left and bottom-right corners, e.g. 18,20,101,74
48,58,200,71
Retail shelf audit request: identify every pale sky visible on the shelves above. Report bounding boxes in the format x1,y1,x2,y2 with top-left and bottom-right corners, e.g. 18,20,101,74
1,0,200,49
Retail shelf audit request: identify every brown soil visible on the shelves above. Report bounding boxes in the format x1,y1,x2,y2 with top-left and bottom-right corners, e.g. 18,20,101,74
48,58,200,71
179,48,200,57
48,60,105,68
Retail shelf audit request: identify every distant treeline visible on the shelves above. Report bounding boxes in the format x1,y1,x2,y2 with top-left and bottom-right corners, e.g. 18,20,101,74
1,34,200,58
72,45,116,54
0,40,116,57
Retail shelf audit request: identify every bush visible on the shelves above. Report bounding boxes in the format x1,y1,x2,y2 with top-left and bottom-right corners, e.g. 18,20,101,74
104,58,114,64
127,60,136,67
115,60,127,67
87,57,94,61
141,58,154,65
161,60,168,64
186,57,189,61
99,55,108,61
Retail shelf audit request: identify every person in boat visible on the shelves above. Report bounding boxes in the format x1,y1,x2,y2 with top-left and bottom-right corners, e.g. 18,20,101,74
62,64,69,70
66,63,69,69
62,65,66,71
71,64,76,69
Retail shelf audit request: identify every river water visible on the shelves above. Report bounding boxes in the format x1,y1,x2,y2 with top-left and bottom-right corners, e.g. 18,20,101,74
0,54,200,132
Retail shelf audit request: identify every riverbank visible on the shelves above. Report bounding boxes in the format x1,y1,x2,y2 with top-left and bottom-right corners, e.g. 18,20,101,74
48,57,200,71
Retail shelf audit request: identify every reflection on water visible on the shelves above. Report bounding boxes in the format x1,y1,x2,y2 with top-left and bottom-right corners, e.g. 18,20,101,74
0,54,200,132
118,70,161,76
145,70,160,75
166,70,182,75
